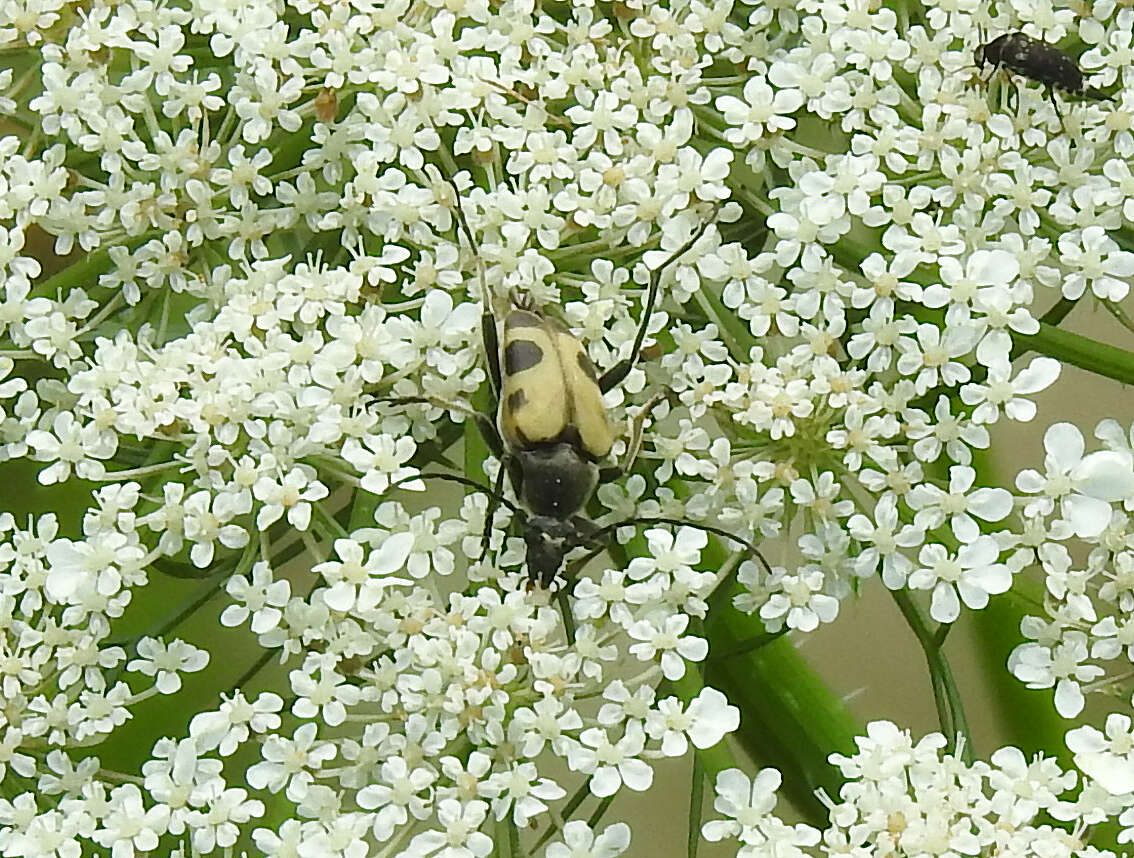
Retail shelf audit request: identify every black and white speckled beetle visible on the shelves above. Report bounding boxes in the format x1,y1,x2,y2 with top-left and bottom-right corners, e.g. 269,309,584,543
975,31,1112,120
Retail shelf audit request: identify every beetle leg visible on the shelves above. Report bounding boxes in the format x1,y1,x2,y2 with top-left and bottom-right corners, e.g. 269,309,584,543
482,309,502,397
479,462,509,562
371,394,505,459
597,464,623,484
620,390,671,475
599,216,717,393
1048,87,1066,132
443,173,503,397
555,587,576,644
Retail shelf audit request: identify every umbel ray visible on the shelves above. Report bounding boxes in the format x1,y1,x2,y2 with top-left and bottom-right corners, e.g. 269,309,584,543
375,179,771,590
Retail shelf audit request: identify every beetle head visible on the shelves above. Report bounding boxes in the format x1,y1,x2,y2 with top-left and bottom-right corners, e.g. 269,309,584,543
523,514,602,588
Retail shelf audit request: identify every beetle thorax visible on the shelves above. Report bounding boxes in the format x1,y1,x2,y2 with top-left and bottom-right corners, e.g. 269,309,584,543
514,444,599,518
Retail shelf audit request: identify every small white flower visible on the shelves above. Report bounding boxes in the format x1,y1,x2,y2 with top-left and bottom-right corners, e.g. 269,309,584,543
221,562,291,634
188,691,283,757
357,756,437,841
847,494,925,587
545,821,631,858
246,723,336,795
960,355,1061,425
44,530,143,604
625,526,706,580
252,466,329,531
313,534,413,612
402,798,492,858
906,464,1014,541
489,762,565,826
1016,422,1134,539
908,535,1012,624
26,411,117,484
127,637,209,695
1067,712,1134,795
626,613,707,680
759,566,840,632
716,79,804,144
564,723,653,798
1058,225,1134,301
1009,632,1104,718
289,654,362,727
894,312,978,394
922,248,1019,309
703,767,819,856
91,783,171,858
645,687,739,757
342,433,421,495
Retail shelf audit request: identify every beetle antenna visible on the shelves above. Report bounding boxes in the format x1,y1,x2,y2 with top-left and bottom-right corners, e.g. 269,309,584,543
442,172,493,311
598,211,722,392
591,515,774,578
630,213,719,369
382,471,524,517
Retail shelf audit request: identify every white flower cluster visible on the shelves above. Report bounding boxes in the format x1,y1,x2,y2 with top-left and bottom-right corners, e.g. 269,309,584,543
1006,421,1134,717
0,519,737,856
1,0,1134,854
706,721,1134,858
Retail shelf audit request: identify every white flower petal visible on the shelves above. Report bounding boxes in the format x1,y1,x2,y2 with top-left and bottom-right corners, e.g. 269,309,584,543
1062,493,1114,539
1045,422,1086,468
1013,356,1061,395
1076,450,1134,501
1054,677,1085,718
968,487,1013,522
371,531,416,573
930,582,961,623
1075,750,1134,795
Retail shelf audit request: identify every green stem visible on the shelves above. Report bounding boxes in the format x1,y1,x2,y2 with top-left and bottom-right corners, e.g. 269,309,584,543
1103,298,1134,337
1039,297,1078,327
532,778,591,852
688,753,704,858
1013,320,1134,383
704,629,786,662
495,817,517,858
585,795,615,829
887,588,974,761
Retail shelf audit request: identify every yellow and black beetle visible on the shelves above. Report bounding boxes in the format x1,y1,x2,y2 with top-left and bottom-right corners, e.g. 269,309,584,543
382,183,764,589
488,297,617,586
454,195,726,587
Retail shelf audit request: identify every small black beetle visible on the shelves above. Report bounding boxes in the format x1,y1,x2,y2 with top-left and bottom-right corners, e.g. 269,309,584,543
976,31,1111,121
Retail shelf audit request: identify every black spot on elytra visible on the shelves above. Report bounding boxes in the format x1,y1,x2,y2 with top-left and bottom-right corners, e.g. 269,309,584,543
505,340,543,374
507,390,527,412
576,351,599,382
